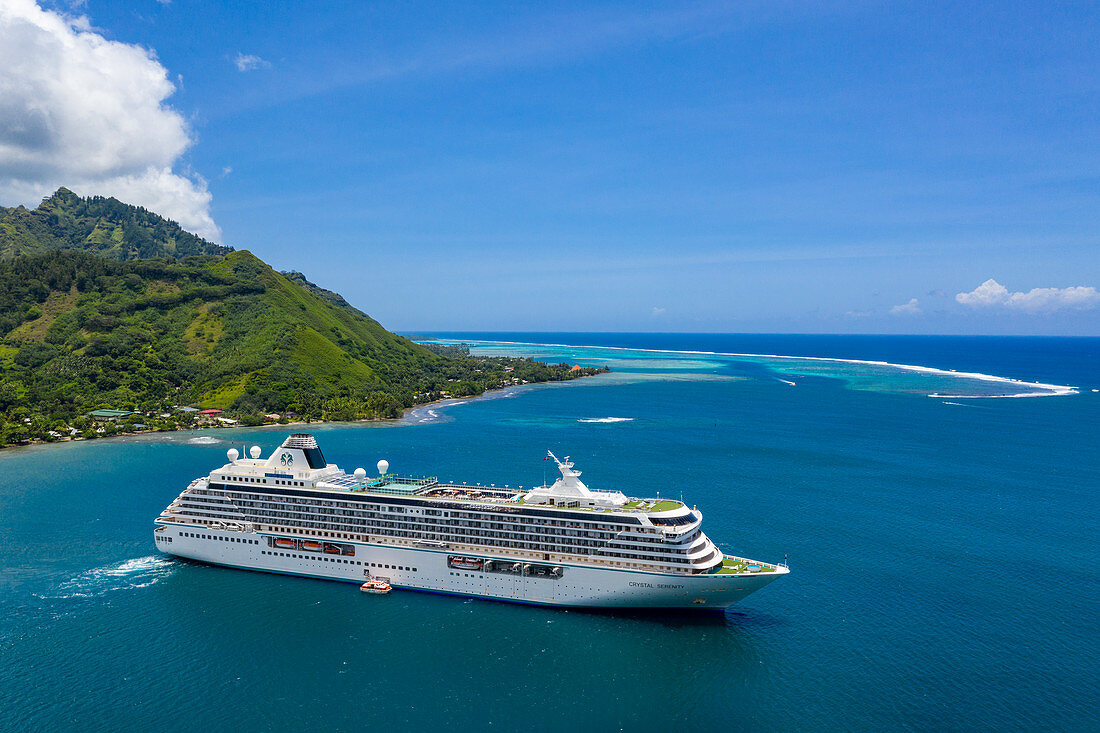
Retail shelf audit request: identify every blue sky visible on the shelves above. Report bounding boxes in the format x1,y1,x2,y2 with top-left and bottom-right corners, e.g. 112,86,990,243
4,1,1100,334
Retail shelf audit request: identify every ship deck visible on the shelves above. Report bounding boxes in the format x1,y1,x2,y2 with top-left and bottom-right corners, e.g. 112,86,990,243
715,556,780,575
316,473,689,516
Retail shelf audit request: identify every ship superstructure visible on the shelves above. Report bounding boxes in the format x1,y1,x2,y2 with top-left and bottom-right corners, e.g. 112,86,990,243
154,434,788,609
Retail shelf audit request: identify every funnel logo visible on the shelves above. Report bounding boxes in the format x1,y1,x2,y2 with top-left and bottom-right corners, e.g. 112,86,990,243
280,452,294,467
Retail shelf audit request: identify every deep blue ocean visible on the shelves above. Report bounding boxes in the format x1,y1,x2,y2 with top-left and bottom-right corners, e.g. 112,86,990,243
1,333,1097,731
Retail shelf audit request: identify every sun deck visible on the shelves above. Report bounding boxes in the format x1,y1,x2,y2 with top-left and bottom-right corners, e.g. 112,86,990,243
313,472,688,516
715,556,782,575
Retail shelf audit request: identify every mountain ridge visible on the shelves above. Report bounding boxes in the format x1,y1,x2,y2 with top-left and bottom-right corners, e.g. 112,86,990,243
0,187,231,261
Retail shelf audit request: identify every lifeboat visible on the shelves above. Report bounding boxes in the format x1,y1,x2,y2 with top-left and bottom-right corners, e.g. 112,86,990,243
449,556,482,570
360,579,392,594
323,543,342,554
274,538,297,549
301,540,322,552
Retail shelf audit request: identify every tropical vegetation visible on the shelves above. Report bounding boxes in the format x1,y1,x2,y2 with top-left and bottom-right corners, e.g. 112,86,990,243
0,189,605,447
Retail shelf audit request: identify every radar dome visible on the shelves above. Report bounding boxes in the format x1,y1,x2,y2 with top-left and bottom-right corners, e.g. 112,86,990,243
227,448,239,462
377,459,389,476
354,467,367,481
249,445,261,459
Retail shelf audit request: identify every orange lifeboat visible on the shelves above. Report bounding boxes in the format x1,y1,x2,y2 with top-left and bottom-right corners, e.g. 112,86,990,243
360,579,391,594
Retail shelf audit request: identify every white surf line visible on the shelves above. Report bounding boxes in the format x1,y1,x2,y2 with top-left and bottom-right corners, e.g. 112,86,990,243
433,338,1078,398
578,417,634,423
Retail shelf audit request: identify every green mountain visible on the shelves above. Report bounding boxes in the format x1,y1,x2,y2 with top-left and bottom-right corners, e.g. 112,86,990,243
282,271,369,318
0,190,602,445
0,187,230,261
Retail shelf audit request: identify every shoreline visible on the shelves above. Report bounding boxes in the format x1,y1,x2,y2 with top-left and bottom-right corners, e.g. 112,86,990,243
442,337,1080,397
0,376,573,454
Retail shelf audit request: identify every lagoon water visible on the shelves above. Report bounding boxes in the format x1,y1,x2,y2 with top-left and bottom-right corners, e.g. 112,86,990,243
1,334,1097,731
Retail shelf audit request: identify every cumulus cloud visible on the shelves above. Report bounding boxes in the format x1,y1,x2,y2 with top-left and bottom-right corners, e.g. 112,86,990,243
889,298,921,316
955,279,1009,307
651,307,666,317
234,52,270,72
955,279,1099,313
0,0,220,240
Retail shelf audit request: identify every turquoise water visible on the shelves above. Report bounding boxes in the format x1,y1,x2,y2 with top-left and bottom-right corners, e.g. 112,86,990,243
1,334,1097,731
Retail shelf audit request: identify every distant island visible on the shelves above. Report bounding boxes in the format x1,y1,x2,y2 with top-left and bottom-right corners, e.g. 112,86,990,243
0,189,606,448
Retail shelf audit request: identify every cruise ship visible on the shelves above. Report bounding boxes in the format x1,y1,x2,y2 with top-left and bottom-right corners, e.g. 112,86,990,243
153,434,789,609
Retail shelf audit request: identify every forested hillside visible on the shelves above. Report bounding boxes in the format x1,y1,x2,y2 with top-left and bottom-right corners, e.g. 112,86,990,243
0,187,230,261
0,192,604,446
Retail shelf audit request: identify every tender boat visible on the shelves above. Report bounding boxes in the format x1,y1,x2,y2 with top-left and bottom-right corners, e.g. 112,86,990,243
360,579,392,594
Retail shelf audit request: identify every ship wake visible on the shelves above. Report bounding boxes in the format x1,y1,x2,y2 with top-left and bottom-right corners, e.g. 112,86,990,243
38,555,177,600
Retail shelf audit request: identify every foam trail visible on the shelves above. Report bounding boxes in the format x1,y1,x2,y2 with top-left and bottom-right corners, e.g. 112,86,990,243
578,417,634,423
40,555,176,599
777,379,796,386
187,436,219,445
440,338,1078,399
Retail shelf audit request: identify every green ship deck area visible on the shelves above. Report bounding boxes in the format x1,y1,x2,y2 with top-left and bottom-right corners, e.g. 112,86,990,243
715,557,777,575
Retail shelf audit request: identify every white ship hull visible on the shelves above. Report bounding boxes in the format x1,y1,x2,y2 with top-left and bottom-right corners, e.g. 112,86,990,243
154,523,787,610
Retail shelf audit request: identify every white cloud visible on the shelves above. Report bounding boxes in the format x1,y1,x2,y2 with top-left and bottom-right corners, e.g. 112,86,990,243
1005,286,1100,312
956,279,1099,313
889,298,921,315
0,0,220,240
234,52,270,72
955,279,1009,307
651,306,666,317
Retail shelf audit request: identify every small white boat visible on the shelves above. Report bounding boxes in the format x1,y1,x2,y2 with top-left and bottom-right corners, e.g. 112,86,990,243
360,579,391,594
